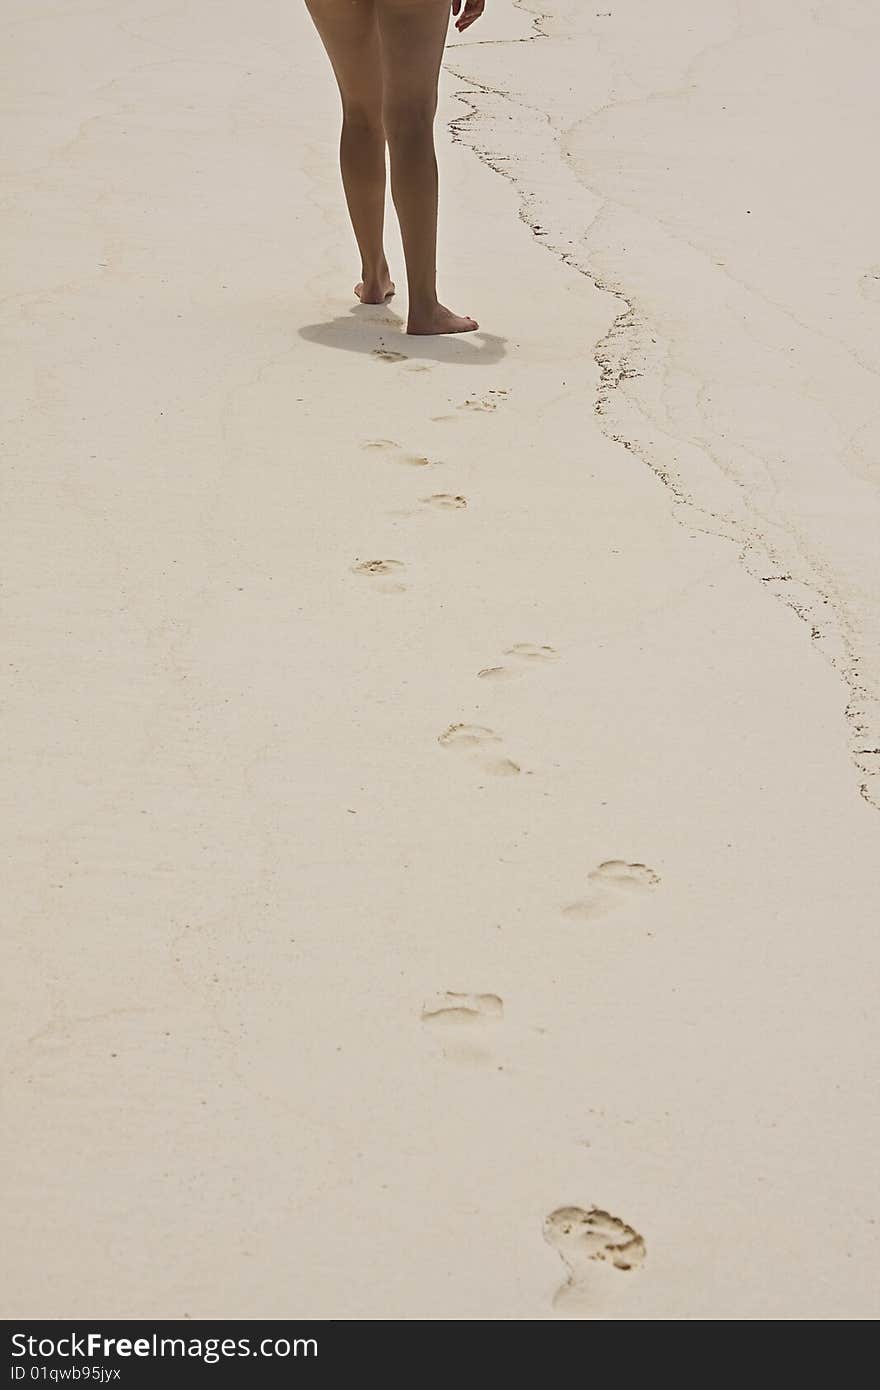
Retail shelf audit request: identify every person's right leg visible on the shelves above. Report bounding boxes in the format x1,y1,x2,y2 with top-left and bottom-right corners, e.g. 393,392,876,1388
305,0,393,303
377,0,477,334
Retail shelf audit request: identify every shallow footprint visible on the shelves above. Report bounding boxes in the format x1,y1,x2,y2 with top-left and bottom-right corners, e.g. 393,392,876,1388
422,991,503,1065
458,388,509,413
438,723,521,778
591,861,659,890
351,558,407,593
859,265,880,302
372,347,407,363
506,643,558,663
421,493,467,510
399,453,438,468
421,991,503,1025
477,665,522,682
362,438,399,452
482,758,522,777
544,1206,646,1315
562,860,659,921
351,559,405,577
438,723,501,750
478,642,559,681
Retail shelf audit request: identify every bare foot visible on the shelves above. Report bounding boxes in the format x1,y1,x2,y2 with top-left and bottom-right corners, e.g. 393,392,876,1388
407,303,479,336
355,271,395,304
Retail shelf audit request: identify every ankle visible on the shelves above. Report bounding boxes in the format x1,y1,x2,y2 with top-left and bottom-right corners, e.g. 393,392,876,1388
407,290,438,318
362,259,390,285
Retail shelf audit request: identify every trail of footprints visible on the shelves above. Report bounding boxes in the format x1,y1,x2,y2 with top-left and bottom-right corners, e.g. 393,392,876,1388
360,439,463,527
419,979,651,1307
436,644,560,772
356,405,653,1314
355,408,501,574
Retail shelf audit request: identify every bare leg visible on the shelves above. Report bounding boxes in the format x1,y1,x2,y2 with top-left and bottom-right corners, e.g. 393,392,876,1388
305,0,394,302
377,0,477,333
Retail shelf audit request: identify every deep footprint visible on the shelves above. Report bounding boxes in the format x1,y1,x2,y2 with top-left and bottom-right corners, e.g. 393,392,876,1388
544,1206,646,1313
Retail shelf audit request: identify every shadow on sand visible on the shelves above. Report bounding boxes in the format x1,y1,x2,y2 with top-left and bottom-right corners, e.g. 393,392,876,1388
299,303,507,367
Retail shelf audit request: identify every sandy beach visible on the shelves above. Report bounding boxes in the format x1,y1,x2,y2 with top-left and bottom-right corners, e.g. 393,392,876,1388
3,0,879,1319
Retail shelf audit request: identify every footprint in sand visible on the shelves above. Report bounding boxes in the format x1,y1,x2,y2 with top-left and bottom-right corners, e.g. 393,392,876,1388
422,991,503,1065
363,439,438,507
362,438,399,452
859,266,880,302
478,642,559,681
421,991,503,1026
544,1206,646,1314
508,642,558,662
421,493,467,511
351,558,407,593
437,722,521,777
562,861,660,921
400,453,440,468
372,347,407,363
458,388,509,413
361,441,442,469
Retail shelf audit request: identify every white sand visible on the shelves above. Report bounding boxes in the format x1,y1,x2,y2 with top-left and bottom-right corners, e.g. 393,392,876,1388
2,0,878,1319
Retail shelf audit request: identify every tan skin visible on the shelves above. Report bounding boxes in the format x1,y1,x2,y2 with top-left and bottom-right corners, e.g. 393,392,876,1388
304,0,486,335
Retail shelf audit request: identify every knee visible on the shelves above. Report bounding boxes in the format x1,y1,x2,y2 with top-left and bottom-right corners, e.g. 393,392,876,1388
382,99,436,147
341,101,384,139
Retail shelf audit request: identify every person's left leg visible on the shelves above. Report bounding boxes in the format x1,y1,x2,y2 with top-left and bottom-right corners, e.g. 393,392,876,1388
304,0,393,302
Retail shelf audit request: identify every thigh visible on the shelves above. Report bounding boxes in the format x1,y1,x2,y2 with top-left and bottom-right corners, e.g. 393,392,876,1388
376,0,451,110
305,0,382,112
